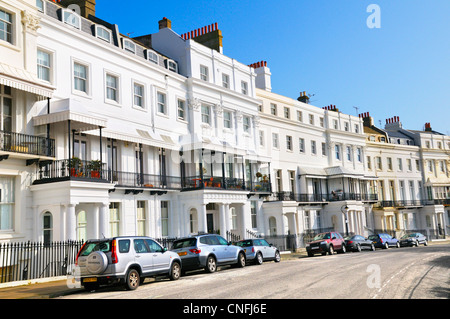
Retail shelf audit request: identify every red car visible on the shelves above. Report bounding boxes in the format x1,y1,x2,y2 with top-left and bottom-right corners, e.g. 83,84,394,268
306,232,347,256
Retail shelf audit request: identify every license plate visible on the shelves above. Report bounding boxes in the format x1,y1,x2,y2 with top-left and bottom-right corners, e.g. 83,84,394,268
83,277,97,283
177,252,187,256
311,247,319,250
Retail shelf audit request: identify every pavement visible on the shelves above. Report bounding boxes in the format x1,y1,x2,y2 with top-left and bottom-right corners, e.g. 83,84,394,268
0,240,448,299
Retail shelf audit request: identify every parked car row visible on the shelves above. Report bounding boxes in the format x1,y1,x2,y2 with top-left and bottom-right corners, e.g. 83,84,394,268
75,234,281,291
306,231,428,257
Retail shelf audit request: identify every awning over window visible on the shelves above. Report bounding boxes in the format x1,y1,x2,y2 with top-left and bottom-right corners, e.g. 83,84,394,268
33,98,107,131
0,63,54,98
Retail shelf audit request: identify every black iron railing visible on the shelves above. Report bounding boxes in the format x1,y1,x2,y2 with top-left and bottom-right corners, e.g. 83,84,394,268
266,192,378,203
0,241,83,284
0,130,55,157
114,171,182,190
377,200,424,208
33,159,108,184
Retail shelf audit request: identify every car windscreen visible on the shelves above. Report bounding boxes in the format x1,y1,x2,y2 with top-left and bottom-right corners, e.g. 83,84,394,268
313,233,331,240
79,240,111,256
401,233,417,239
235,240,253,247
368,235,378,240
172,238,197,249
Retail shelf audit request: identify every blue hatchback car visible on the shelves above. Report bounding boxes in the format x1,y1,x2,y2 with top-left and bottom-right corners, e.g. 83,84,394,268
368,233,400,249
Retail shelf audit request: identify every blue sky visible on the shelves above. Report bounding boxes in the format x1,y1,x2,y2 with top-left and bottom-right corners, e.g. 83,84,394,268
96,0,450,134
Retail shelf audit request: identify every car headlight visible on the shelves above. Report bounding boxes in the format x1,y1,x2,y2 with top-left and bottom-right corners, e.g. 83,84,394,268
306,243,310,248
320,241,327,245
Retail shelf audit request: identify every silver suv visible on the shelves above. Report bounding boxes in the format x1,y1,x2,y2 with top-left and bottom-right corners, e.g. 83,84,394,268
76,236,182,291
171,234,246,273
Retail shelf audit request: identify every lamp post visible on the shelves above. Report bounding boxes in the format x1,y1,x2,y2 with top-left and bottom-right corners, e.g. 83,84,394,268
341,205,349,236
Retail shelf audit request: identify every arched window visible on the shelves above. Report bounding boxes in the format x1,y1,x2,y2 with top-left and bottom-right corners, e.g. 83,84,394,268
43,212,52,244
189,208,198,234
77,211,87,241
269,217,277,236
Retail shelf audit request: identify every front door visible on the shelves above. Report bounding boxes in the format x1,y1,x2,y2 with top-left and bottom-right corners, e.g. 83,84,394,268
207,213,214,233
133,238,153,274
146,239,170,272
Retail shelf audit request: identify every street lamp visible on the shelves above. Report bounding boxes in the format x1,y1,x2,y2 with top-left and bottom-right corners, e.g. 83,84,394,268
341,205,349,236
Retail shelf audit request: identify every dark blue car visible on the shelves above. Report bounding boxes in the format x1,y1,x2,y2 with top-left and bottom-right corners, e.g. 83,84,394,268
368,233,400,249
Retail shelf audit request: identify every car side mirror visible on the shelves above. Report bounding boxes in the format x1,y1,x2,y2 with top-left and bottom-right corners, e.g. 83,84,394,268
228,241,232,245
162,247,168,253
269,243,273,247
332,236,336,240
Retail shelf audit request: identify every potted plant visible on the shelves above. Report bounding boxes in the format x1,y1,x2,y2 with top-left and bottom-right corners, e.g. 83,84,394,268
69,157,81,177
89,159,102,178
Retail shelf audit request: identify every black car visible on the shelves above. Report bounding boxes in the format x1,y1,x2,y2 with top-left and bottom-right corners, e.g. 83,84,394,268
344,235,376,252
399,233,428,247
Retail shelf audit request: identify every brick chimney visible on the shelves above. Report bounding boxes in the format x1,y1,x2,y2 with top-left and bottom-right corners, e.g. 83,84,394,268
424,122,432,131
249,61,271,92
181,22,223,53
385,116,402,130
359,112,374,127
58,0,96,18
159,17,172,30
298,92,310,104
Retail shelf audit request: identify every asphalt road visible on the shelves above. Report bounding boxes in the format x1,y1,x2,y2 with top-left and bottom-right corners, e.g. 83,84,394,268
59,243,450,300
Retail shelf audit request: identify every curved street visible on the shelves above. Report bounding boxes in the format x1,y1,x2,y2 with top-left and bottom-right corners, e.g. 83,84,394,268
59,243,450,300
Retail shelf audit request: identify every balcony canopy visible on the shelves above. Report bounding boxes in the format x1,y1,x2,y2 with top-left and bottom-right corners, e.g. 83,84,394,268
33,98,107,131
0,63,54,98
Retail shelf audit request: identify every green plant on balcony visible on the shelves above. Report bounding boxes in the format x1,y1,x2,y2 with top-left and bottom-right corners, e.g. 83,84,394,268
68,157,83,177
89,159,102,178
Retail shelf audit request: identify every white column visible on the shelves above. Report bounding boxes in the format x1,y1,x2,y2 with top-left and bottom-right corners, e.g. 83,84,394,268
92,205,99,239
66,203,77,241
225,204,231,234
199,203,208,234
99,202,109,238
240,203,251,238
219,203,226,237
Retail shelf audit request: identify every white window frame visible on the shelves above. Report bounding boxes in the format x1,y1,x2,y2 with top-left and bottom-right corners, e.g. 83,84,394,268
299,138,305,153
123,38,136,54
201,104,211,125
166,59,178,73
36,0,44,13
132,81,145,109
105,72,120,104
311,140,316,155
200,65,209,81
156,91,167,115
286,135,293,151
243,116,251,133
177,99,186,121
241,81,248,95
223,111,232,129
0,9,13,45
147,50,159,64
37,48,52,83
62,9,81,29
72,59,90,96
272,133,279,149
222,73,230,88
95,25,112,43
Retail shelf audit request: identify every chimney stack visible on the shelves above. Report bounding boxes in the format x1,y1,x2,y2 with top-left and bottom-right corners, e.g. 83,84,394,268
249,61,271,92
298,91,310,104
159,17,172,30
182,22,223,53
424,122,432,131
58,0,96,18
359,112,374,127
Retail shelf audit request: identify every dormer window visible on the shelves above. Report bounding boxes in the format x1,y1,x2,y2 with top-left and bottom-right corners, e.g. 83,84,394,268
166,59,178,73
147,50,159,64
36,0,44,12
95,25,112,43
123,39,136,54
62,9,81,29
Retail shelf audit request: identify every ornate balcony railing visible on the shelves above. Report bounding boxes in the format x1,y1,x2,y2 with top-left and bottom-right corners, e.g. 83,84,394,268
0,130,55,157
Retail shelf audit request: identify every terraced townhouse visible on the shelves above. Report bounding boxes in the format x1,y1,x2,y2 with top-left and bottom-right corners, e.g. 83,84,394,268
0,0,448,248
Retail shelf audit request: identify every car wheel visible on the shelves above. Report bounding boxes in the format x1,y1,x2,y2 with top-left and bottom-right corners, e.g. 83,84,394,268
356,244,362,252
340,244,346,254
328,245,334,255
169,261,181,281
384,242,389,249
125,269,140,291
424,240,428,246
205,256,217,273
255,252,263,265
274,251,281,262
371,244,376,251
396,242,400,248
236,252,246,268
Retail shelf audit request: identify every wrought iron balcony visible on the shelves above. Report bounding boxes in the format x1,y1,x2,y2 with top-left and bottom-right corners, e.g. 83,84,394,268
0,130,55,157
33,159,108,184
114,171,182,190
